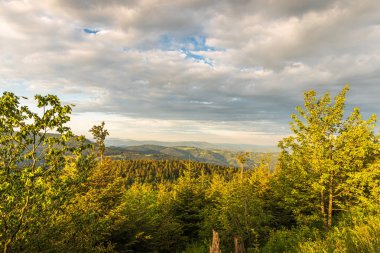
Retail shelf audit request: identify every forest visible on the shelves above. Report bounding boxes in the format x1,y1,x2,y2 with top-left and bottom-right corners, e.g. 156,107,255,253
1,85,379,252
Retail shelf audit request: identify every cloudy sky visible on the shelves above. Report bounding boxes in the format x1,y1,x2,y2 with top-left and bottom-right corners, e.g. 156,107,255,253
1,0,380,145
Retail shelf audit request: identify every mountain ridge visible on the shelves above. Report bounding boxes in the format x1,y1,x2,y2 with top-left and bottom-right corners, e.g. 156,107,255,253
105,138,279,152
105,144,278,168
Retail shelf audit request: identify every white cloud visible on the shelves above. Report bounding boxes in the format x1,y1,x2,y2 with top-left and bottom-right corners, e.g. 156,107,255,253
0,0,379,145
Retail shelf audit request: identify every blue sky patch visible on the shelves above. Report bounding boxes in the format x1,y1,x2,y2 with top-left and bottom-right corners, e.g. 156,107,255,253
158,34,223,52
83,28,100,34
181,49,213,66
183,36,218,52
158,34,219,66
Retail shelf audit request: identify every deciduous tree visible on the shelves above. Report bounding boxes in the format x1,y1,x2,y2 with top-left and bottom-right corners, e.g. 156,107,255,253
90,121,109,162
277,85,379,231
0,92,83,252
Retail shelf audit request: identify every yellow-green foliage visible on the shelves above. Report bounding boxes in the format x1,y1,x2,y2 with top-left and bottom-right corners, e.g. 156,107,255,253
261,226,320,253
1,86,380,253
276,85,379,230
298,213,380,253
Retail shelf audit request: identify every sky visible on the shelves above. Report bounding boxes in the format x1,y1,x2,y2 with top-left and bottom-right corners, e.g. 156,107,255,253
1,0,380,145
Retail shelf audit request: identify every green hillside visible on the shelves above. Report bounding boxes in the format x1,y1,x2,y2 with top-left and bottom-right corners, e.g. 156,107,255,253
105,144,278,168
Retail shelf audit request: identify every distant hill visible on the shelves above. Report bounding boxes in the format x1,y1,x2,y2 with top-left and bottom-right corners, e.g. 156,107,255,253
33,134,278,168
26,133,277,168
105,138,279,152
105,144,278,168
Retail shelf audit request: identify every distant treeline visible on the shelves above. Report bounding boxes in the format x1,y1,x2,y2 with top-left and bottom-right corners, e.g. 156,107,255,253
107,159,238,184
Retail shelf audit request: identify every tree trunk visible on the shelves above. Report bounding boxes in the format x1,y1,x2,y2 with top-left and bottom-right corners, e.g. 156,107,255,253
327,174,334,230
210,230,221,253
320,189,328,230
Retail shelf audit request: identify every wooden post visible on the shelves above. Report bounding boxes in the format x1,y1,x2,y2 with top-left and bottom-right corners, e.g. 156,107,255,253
210,230,221,253
234,235,245,253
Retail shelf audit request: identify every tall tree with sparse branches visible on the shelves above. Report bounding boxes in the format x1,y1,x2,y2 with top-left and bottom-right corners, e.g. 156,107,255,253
90,121,109,163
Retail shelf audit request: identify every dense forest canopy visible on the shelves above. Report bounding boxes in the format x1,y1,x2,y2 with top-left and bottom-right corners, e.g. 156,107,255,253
0,86,379,252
